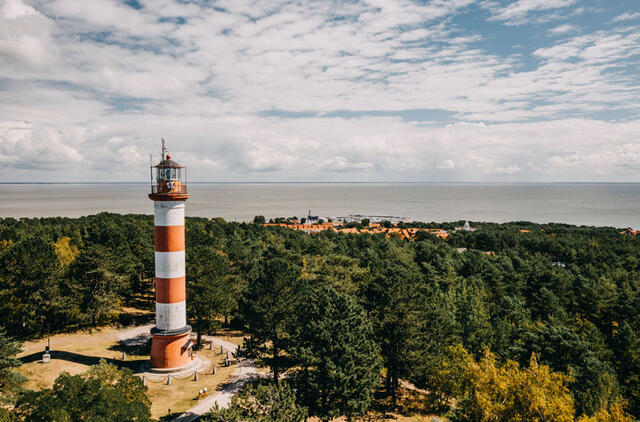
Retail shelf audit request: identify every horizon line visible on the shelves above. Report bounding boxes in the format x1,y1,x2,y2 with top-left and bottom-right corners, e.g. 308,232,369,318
2,181,640,185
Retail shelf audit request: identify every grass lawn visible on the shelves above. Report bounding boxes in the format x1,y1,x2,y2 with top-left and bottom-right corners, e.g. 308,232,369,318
18,326,246,420
19,327,132,390
146,346,237,419
18,325,443,421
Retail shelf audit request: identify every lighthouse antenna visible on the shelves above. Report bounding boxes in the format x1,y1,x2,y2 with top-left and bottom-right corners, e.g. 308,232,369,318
161,138,166,161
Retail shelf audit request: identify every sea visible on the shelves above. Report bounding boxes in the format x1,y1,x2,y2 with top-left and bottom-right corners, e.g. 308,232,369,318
0,183,638,229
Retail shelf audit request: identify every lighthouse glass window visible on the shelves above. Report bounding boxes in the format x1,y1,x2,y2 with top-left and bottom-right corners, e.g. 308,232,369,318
157,167,181,180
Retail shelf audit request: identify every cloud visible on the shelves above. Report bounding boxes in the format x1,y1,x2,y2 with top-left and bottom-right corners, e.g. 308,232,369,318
487,0,579,25
0,0,639,182
548,23,577,35
320,156,375,172
437,159,456,169
0,121,83,170
611,12,640,23
0,0,56,66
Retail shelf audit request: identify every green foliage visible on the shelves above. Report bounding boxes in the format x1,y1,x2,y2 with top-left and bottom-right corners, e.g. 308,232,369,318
241,245,304,381
14,361,151,422
186,245,235,342
0,408,17,422
360,242,422,405
3,215,640,418
0,237,65,337
71,245,128,327
0,328,26,404
204,381,307,422
290,286,381,421
510,323,620,415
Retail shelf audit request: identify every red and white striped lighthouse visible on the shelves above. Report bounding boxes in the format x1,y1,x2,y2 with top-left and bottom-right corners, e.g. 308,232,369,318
148,140,193,370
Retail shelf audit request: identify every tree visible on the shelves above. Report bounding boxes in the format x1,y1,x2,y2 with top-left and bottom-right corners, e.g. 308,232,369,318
510,323,620,416
613,322,640,416
15,361,152,422
204,381,307,422
0,408,17,422
453,351,575,422
452,277,493,357
71,245,127,327
360,243,422,406
186,246,234,344
578,402,636,422
253,216,266,225
302,254,370,296
0,328,26,404
0,237,65,337
241,247,304,381
290,286,381,421
53,237,80,268
405,288,461,411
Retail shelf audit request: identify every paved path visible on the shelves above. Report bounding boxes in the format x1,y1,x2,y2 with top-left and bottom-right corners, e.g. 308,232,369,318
173,336,259,422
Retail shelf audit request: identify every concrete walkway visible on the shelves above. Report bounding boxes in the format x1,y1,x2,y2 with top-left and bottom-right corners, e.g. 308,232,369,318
173,336,259,422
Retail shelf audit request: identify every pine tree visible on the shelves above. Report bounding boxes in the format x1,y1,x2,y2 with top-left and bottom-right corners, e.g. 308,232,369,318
0,328,26,404
290,285,381,421
241,246,304,381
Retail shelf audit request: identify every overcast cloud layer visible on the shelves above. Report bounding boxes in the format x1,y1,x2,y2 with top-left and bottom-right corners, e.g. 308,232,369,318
1,0,639,182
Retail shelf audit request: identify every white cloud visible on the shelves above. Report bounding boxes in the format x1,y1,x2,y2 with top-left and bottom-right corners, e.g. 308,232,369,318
437,159,456,169
488,0,579,25
0,0,639,182
1,0,37,19
548,23,577,35
611,12,640,23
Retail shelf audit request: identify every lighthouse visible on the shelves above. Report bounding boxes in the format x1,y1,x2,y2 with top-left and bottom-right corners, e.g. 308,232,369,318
148,140,193,371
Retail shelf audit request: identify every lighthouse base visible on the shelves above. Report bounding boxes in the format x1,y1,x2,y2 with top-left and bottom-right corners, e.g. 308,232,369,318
150,326,193,371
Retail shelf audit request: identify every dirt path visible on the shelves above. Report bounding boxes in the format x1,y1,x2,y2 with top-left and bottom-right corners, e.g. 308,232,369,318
116,323,153,343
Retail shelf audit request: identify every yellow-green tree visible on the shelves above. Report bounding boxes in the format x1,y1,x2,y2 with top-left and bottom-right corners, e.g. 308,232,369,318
53,237,79,268
453,351,575,422
578,402,636,422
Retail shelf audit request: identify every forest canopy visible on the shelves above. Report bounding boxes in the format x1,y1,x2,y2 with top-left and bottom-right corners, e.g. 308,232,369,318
1,213,639,419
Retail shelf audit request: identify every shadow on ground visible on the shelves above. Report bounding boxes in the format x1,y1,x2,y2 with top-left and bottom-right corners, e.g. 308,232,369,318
20,350,148,372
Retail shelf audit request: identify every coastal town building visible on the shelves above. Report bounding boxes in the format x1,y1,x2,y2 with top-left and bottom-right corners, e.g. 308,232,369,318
455,220,478,232
265,221,448,240
334,214,410,224
620,227,639,236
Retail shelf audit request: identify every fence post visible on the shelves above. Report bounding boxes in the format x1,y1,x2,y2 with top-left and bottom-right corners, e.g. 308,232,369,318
142,375,146,386
167,375,171,385
212,365,216,374
194,371,199,381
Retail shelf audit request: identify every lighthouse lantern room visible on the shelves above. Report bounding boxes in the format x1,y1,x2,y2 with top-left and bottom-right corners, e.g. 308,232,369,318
148,139,193,371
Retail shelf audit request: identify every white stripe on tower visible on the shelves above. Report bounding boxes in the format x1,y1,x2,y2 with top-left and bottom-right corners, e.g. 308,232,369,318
156,302,187,331
154,201,185,226
154,200,187,333
154,251,185,278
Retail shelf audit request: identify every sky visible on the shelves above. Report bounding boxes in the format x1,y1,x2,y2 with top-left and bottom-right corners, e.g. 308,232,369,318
0,0,639,182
